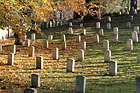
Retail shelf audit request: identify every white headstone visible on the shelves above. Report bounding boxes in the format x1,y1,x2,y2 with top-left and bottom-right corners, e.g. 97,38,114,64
96,22,100,29
134,9,137,14
132,31,138,42
82,29,86,35
36,56,43,69
50,21,52,28
107,23,111,29
94,34,99,43
67,58,75,72
99,29,104,36
69,27,73,34
126,22,131,28
61,34,66,42
81,41,86,50
104,49,111,62
11,45,16,54
0,45,2,54
48,35,53,42
127,39,133,50
109,61,117,76
44,40,49,49
103,40,109,51
131,16,133,21
31,73,40,88
78,49,84,61
25,39,30,47
29,46,35,57
31,33,35,41
134,26,139,34
69,22,72,27
114,27,118,34
53,47,58,60
80,23,83,27
137,50,140,63
113,34,118,42
62,41,66,50
76,35,81,43
107,16,111,22
8,52,14,65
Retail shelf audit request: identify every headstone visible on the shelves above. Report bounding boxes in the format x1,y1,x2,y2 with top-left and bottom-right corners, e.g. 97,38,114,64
0,45,2,54
97,14,101,20
134,26,139,34
11,45,16,54
94,34,99,43
78,49,84,61
81,41,86,50
52,47,58,60
136,76,140,93
67,58,75,72
60,20,63,26
7,52,14,65
103,40,109,51
53,21,55,27
29,46,35,57
62,41,66,50
69,22,72,27
107,23,111,29
69,27,73,34
80,23,83,27
82,29,86,35
24,88,37,93
127,39,133,50
126,22,131,28
25,39,30,47
50,21,52,28
61,34,66,42
113,34,118,42
31,33,35,41
134,9,137,14
31,73,40,88
96,22,100,29
76,35,81,43
48,35,53,42
137,50,140,63
131,16,133,21
75,75,86,93
109,61,117,76
99,29,104,36
114,27,118,34
107,16,111,22
132,31,138,42
104,49,111,62
36,56,43,69
44,40,49,49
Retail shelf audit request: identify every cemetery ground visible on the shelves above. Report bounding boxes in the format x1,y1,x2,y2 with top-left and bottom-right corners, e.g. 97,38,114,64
0,12,140,93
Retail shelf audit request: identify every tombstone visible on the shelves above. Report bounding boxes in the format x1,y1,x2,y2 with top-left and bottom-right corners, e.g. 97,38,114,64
99,29,104,36
126,22,131,28
113,34,118,42
52,47,58,60
36,56,43,69
31,74,40,88
109,61,117,76
82,29,86,35
31,33,35,41
136,76,140,93
80,23,83,27
134,26,139,34
69,27,73,34
137,50,140,63
67,58,75,72
107,23,111,29
60,20,63,26
94,34,99,43
50,21,52,28
78,49,84,61
48,35,53,42
107,16,111,22
114,27,118,34
76,35,81,43
44,40,49,49
11,45,16,54
103,40,109,51
131,16,133,21
96,22,100,29
24,88,37,93
53,21,55,27
104,49,111,62
62,41,66,50
69,22,72,27
127,39,133,50
132,31,138,43
7,52,14,65
29,46,35,57
81,41,86,50
97,14,101,20
0,45,2,54
75,75,86,93
61,34,66,42
134,9,137,14
25,39,30,47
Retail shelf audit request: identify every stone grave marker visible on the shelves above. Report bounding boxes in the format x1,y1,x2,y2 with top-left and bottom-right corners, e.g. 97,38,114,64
126,22,131,28
94,34,99,43
134,26,139,34
109,61,117,76
107,23,111,29
82,29,86,35
44,40,49,49
7,52,14,65
103,40,109,51
48,35,53,42
69,22,72,27
80,23,83,27
0,45,2,54
137,50,140,63
61,34,66,42
81,41,86,50
52,47,58,60
36,56,43,69
99,29,104,36
132,31,138,43
29,46,35,57
24,88,37,93
25,39,30,47
136,76,140,93
107,16,111,22
11,45,16,54
113,34,118,42
62,41,66,50
131,16,133,21
78,49,84,61
104,49,111,62
69,27,73,34
31,33,35,41
96,22,100,29
127,39,133,50
76,35,81,43
67,58,75,72
134,9,137,14
114,27,118,34
31,73,40,88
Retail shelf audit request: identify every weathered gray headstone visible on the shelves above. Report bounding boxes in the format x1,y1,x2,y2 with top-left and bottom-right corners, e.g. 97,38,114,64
137,50,140,63
103,40,109,51
131,16,133,21
67,58,75,72
76,35,81,43
48,35,53,42
127,39,133,50
50,21,53,28
113,34,118,42
44,40,49,49
136,76,140,93
62,41,66,50
134,9,137,14
69,27,73,34
11,45,16,54
109,61,117,76
36,56,43,69
75,75,86,93
31,33,35,41
99,29,104,36
114,27,118,34
60,20,63,26
29,46,35,57
132,31,138,42
104,49,111,62
25,39,30,47
81,41,86,50
134,26,139,34
69,22,72,27
52,47,58,60
94,34,99,43
31,73,40,88
61,34,66,42
24,88,37,93
80,23,83,27
82,29,86,35
96,22,100,29
107,23,111,29
126,22,131,28
7,52,14,65
78,49,84,61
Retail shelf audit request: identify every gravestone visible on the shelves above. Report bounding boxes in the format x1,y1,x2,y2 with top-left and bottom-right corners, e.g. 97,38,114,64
113,34,118,42
107,16,111,22
82,29,86,35
134,9,137,14
80,23,83,27
75,75,86,93
48,35,53,42
126,22,131,28
50,21,53,28
36,56,43,69
44,40,49,49
96,22,100,29
78,49,84,61
137,50,140,63
104,49,111,62
29,46,35,57
99,29,104,36
69,27,73,34
31,33,35,41
132,31,138,42
0,45,2,54
69,22,72,27
62,41,66,50
127,39,133,50
131,16,133,21
53,47,58,60
76,35,81,43
109,61,117,76
134,26,139,34
103,40,109,51
61,34,66,42
136,76,140,93
94,34,99,43
67,58,75,72
107,23,111,29
53,21,55,27
114,27,118,34
24,88,37,93
60,20,63,26
25,39,30,47
81,41,86,50
7,52,14,65
11,45,16,54
31,73,40,88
